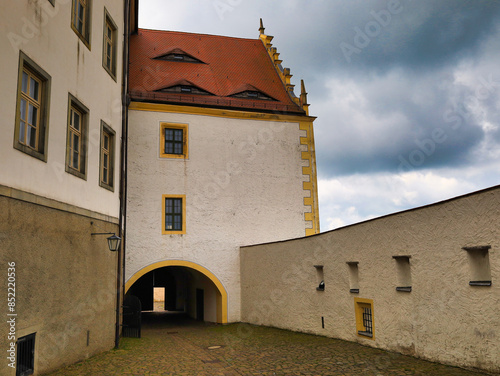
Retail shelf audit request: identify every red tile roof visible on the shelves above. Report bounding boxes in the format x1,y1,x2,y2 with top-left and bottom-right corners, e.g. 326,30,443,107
129,29,305,115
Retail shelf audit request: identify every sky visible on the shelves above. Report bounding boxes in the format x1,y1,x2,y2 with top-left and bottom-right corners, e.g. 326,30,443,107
139,0,500,231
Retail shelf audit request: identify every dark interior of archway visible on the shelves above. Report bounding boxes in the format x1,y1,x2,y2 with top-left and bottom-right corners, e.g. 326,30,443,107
127,266,189,312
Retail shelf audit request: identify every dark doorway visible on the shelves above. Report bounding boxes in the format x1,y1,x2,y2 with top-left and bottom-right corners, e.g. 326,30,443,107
196,288,204,321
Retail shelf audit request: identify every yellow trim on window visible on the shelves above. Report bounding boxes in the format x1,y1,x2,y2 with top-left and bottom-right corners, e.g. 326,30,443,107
125,259,228,323
160,122,189,159
162,194,186,234
354,297,375,340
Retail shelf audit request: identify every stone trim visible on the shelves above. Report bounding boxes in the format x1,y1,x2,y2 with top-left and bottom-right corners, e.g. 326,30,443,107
0,184,119,224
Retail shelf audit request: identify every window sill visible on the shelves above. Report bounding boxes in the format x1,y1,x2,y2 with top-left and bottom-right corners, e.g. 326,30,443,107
316,287,324,292
469,281,492,287
357,331,373,338
396,286,412,292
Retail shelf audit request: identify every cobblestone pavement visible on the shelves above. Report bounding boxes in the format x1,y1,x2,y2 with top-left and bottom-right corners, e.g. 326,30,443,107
46,312,490,376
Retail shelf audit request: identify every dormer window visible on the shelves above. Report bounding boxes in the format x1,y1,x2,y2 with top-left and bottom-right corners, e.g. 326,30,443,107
154,49,205,64
230,90,275,101
156,82,213,96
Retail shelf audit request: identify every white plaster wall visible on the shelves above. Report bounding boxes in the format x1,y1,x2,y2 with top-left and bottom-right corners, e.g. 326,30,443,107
0,0,123,217
241,187,500,374
126,109,309,322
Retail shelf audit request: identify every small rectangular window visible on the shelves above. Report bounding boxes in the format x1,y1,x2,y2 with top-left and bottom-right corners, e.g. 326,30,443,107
354,298,374,339
102,9,117,79
347,262,359,293
314,265,324,291
162,195,186,234
16,333,36,376
14,52,51,161
160,123,188,159
66,94,89,180
99,121,115,191
463,245,492,287
393,255,412,292
71,0,91,48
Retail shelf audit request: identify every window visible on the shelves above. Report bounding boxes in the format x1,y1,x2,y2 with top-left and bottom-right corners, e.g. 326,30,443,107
347,262,359,293
393,255,412,292
71,0,91,48
66,95,89,180
14,52,51,161
162,195,186,234
102,9,117,79
16,333,35,376
354,298,374,339
99,121,115,191
463,245,492,287
160,123,188,159
314,265,324,291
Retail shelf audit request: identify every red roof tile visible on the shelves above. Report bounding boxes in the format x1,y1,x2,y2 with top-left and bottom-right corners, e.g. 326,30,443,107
129,29,305,114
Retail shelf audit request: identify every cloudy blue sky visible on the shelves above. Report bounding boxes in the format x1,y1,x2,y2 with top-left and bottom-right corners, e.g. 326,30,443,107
139,0,500,231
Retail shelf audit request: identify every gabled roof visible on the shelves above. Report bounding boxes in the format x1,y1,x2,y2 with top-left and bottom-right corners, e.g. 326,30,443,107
128,28,306,114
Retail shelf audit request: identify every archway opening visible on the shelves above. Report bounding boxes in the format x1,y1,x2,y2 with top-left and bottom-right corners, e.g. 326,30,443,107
125,261,227,324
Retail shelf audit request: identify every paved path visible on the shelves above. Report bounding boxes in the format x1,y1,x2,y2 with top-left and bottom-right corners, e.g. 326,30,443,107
46,312,490,376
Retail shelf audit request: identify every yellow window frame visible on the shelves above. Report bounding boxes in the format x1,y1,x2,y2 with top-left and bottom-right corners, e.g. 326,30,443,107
354,297,375,340
162,194,186,235
160,123,188,159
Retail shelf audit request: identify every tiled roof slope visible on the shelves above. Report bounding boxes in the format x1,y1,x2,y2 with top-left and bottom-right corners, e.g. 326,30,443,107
129,29,306,115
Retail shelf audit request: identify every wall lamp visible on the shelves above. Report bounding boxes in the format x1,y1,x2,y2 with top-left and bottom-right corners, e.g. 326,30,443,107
91,222,121,251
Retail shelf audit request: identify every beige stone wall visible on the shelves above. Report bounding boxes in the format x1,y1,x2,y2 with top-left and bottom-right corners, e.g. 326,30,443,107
0,196,119,375
241,186,500,374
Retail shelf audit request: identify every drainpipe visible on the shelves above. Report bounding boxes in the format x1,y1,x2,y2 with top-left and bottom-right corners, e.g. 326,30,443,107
116,0,131,349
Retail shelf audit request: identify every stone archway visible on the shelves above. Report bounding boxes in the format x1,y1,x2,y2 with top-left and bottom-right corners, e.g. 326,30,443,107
125,260,228,324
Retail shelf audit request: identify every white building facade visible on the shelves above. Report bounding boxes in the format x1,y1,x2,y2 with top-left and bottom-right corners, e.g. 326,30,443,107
0,0,128,374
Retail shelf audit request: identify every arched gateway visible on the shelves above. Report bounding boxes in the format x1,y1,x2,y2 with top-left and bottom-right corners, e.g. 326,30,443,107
125,260,228,324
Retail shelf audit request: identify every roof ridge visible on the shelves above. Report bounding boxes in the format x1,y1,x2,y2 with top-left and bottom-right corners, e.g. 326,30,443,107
138,28,259,42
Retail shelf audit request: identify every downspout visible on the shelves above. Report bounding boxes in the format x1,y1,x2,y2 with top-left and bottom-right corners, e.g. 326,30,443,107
116,0,131,349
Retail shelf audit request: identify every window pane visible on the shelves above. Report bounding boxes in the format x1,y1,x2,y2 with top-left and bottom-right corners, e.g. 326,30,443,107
102,167,108,183
173,215,181,230
20,99,27,121
73,134,79,152
72,150,79,169
165,142,173,154
174,130,183,141
19,121,26,143
174,144,182,154
165,216,172,230
29,78,39,101
165,129,173,141
174,200,181,213
72,111,80,130
104,134,109,149
103,153,108,167
21,72,28,94
77,3,84,33
165,199,172,212
28,104,37,125
28,125,37,148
